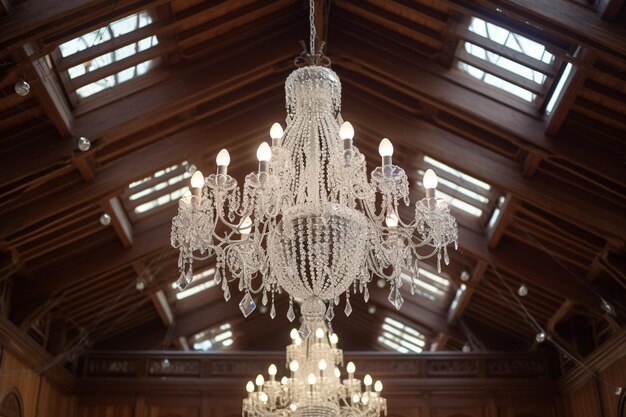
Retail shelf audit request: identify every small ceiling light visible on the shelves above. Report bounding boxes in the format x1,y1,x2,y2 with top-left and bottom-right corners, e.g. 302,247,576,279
460,271,470,282
535,331,546,343
517,284,528,297
77,136,91,152
614,386,622,395
376,279,385,288
368,305,377,315
162,358,170,368
15,79,30,96
135,278,145,291
99,213,111,226
462,343,471,352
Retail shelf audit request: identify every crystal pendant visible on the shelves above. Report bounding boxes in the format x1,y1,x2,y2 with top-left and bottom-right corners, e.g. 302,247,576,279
270,302,276,319
239,292,256,317
175,271,192,291
444,246,450,265
325,303,335,321
298,322,311,339
363,286,370,302
344,298,352,317
224,285,231,302
437,252,442,273
262,291,268,306
214,269,222,285
238,278,244,291
388,286,404,310
287,300,296,322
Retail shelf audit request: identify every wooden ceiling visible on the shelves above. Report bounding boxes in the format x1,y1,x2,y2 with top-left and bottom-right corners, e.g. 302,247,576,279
0,0,624,367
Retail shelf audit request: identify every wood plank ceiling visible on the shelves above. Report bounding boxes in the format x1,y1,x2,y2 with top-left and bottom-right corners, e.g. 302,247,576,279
0,0,624,367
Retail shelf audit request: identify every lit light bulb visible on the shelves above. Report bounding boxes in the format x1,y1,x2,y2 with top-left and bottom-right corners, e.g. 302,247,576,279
361,395,369,405
334,367,341,378
346,362,356,374
270,122,284,140
290,403,297,411
281,376,288,385
318,359,327,371
99,213,111,226
289,360,299,372
339,121,355,140
518,284,528,297
256,374,264,386
190,170,204,188
259,392,268,403
352,394,360,403
315,328,324,339
246,381,254,393
290,328,299,340
268,364,277,376
364,374,373,386
307,373,317,385
378,138,394,157
385,213,399,228
239,216,252,235
216,149,230,166
423,169,438,189
256,142,272,162
295,337,302,346
374,380,383,392
536,331,546,343
329,333,339,345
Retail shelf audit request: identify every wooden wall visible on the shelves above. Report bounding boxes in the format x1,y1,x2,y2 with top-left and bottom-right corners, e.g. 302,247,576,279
0,350,76,417
563,355,626,417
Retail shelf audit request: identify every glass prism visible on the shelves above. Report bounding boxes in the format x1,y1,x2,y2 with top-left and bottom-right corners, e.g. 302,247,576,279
298,322,311,339
344,299,352,317
239,292,256,317
287,302,296,322
388,287,404,310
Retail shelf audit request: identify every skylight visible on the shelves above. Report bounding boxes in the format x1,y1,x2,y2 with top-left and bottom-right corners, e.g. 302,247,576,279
378,317,425,353
192,323,233,351
417,156,492,219
58,11,159,99
174,268,216,300
458,17,556,103
401,267,450,301
545,63,573,115
126,163,191,215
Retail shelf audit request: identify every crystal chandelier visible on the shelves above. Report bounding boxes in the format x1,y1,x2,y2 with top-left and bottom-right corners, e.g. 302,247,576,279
242,322,387,417
170,0,458,330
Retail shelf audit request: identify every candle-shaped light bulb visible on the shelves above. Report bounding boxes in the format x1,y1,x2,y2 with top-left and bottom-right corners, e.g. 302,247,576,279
347,362,356,375
378,138,394,157
239,216,252,235
339,121,355,140
289,360,299,372
423,169,438,189
295,337,302,346
259,392,268,403
315,327,324,339
385,213,399,228
307,373,317,385
190,170,204,188
268,364,277,377
246,381,254,393
270,122,283,140
352,394,360,403
334,367,341,378
255,374,264,387
290,328,299,340
361,395,369,405
329,333,339,345
281,376,288,385
256,142,272,162
216,149,231,167
318,359,327,371
290,403,297,411
374,380,383,392
364,374,373,386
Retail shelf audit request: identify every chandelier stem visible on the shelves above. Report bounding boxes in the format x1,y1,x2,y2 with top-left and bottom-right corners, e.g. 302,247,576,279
309,0,316,57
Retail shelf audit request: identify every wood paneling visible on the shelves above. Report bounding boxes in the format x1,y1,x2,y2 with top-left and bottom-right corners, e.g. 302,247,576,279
0,351,76,417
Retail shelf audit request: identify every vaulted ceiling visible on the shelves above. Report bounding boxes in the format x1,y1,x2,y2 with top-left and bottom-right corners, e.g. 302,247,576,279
0,0,624,366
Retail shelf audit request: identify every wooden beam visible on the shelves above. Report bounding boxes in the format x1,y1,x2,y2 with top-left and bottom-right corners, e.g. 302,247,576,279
545,49,596,137
444,0,626,59
17,43,74,138
487,193,517,248
102,197,133,248
448,260,487,324
150,290,174,327
596,0,625,21
18,291,65,332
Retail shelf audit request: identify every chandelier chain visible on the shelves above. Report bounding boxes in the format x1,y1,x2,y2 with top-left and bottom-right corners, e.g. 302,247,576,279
309,0,316,56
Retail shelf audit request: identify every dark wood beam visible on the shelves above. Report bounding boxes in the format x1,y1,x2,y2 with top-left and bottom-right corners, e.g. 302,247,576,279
101,197,133,248
487,193,517,248
596,0,625,21
444,0,626,59
545,49,596,136
447,260,488,324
